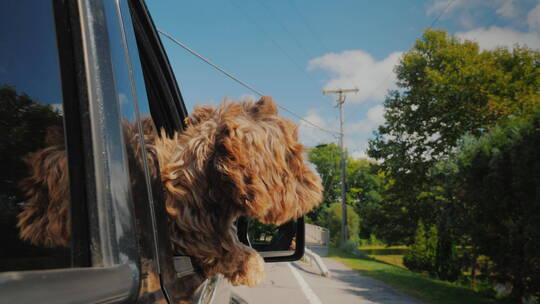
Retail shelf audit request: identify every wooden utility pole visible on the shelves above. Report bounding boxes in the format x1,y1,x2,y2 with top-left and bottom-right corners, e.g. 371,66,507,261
323,88,358,243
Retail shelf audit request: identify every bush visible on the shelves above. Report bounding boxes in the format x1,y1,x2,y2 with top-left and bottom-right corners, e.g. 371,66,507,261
324,202,360,245
338,239,365,257
359,234,385,247
448,110,540,299
403,222,437,275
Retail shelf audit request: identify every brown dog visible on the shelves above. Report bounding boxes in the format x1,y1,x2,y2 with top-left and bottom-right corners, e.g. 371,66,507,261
17,96,323,287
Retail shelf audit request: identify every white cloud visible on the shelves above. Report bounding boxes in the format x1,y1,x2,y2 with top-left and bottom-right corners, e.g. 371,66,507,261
427,0,496,28
238,94,257,102
527,3,540,31
298,109,337,148
299,104,386,161
427,0,459,16
308,50,402,104
428,0,512,16
456,26,540,50
367,104,385,126
428,0,539,29
346,105,385,135
51,103,63,114
497,1,517,18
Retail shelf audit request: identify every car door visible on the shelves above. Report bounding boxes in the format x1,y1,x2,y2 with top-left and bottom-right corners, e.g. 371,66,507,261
0,0,142,302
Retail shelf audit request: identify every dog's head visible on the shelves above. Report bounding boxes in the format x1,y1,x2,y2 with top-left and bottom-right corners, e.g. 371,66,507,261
193,96,322,225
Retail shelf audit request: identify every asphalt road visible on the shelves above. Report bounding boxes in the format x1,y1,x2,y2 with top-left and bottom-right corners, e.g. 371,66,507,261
232,256,420,304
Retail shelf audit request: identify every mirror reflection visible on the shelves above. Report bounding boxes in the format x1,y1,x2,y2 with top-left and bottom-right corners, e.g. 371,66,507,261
244,218,298,253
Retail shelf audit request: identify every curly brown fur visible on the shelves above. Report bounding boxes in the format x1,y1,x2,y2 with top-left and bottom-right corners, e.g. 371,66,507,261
17,126,70,247
156,96,322,285
17,96,323,287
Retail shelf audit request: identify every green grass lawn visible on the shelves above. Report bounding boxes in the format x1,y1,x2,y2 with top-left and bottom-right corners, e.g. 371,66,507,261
329,247,511,304
359,245,407,268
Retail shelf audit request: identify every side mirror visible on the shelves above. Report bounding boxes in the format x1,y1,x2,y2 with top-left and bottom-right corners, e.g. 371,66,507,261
236,217,305,262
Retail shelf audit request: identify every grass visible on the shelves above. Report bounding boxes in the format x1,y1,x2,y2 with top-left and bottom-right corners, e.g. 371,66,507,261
329,247,512,304
359,245,407,268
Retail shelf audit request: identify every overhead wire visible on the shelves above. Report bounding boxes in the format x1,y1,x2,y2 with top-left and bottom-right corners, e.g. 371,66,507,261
227,0,332,104
288,0,332,55
428,0,458,29
249,0,335,108
361,0,458,101
254,0,314,62
157,29,340,136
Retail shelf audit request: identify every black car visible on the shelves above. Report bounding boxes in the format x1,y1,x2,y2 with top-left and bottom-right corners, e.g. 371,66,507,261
0,1,304,303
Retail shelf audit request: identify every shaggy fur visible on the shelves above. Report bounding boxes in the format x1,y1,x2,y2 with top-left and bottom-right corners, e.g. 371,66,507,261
17,96,323,287
17,126,70,247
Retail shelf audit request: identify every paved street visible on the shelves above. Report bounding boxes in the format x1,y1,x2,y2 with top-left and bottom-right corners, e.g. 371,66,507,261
232,256,420,304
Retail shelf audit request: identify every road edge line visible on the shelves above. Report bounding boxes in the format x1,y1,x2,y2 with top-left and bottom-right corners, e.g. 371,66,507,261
287,262,323,304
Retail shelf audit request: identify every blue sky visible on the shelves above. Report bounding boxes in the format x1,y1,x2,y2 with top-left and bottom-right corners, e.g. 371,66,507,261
146,0,540,159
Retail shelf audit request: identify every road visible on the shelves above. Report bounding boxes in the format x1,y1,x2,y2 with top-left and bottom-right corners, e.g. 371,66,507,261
232,256,420,304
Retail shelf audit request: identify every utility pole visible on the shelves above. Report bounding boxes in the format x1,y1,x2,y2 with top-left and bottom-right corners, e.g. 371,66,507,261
323,88,358,243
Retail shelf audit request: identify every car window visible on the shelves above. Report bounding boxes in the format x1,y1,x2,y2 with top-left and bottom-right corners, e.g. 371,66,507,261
0,1,71,271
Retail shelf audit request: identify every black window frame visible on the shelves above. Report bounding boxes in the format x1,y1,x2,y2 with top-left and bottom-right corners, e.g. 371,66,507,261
127,2,196,302
128,0,188,136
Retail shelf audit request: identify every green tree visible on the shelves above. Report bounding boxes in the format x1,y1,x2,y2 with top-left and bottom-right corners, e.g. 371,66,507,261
347,162,386,238
308,143,385,240
323,202,360,245
307,143,342,223
403,222,438,275
0,85,63,258
367,29,540,244
442,110,540,299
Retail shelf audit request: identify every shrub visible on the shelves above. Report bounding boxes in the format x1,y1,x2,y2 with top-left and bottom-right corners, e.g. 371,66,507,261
450,110,540,299
338,239,365,257
359,234,385,247
324,202,360,245
403,222,437,275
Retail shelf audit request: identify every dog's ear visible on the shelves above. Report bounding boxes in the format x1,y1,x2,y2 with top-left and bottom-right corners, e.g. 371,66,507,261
249,96,278,119
211,99,322,225
211,103,274,217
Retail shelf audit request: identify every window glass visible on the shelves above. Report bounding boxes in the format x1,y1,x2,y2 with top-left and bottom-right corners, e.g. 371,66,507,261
0,1,71,271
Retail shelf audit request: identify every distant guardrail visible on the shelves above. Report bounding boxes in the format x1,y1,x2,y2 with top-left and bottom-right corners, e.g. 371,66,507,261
305,224,329,246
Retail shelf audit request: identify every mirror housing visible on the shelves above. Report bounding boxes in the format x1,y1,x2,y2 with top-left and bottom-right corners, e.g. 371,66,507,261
236,217,305,262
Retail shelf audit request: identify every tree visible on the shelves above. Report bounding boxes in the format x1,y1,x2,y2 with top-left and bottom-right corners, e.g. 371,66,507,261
347,163,386,238
0,85,63,196
308,143,385,240
443,110,540,299
0,85,63,258
403,222,438,275
307,143,342,223
368,29,540,244
323,202,360,245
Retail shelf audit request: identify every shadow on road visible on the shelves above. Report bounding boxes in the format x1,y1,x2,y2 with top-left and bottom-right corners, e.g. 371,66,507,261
293,257,421,304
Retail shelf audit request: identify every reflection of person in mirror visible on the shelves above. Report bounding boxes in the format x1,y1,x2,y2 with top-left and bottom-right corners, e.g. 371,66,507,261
17,97,323,289
268,221,297,251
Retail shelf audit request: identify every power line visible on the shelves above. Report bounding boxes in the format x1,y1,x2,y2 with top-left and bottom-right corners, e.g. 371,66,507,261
428,0,457,29
289,0,332,55
157,29,340,136
361,0,458,101
157,30,264,96
248,0,335,108
227,0,331,103
254,0,314,61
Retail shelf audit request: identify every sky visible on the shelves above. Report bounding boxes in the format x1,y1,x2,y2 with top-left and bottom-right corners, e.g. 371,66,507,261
146,0,540,159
